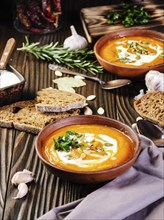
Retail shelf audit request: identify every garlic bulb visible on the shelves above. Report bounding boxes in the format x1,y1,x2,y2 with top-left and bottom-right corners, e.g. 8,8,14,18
63,25,88,50
145,70,164,92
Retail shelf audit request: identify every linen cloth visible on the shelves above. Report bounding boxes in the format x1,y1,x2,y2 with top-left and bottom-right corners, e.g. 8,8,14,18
38,135,164,220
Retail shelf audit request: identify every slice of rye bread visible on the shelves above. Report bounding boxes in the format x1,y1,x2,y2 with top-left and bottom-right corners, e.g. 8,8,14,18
0,100,80,134
134,91,164,127
35,88,87,112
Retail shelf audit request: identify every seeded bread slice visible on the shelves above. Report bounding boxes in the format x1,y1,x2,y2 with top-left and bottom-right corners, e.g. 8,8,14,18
0,100,35,128
35,88,87,112
134,91,164,127
0,100,80,134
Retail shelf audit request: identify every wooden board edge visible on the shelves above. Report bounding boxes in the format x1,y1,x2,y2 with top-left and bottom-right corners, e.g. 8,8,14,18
80,11,93,44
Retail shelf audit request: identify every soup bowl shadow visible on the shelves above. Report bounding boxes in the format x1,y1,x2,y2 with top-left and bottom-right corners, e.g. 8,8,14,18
35,115,140,184
94,29,164,79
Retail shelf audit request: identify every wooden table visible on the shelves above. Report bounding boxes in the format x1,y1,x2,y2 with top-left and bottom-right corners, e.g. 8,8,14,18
0,1,163,219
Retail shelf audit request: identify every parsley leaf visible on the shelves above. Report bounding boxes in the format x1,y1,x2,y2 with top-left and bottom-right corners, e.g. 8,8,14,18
53,131,82,152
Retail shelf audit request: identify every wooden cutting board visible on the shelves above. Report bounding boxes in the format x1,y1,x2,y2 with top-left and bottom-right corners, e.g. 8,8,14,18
80,1,164,43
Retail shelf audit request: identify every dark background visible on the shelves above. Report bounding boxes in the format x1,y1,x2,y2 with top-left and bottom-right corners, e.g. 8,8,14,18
0,0,121,26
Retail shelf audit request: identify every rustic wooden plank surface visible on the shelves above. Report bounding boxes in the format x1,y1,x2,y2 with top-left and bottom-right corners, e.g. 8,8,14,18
80,0,164,43
0,0,162,219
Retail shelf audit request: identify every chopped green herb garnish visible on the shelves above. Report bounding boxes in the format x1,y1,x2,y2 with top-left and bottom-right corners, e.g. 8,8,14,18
53,131,116,158
104,142,113,146
105,11,122,25
118,56,131,63
53,131,83,152
105,3,151,27
136,55,140,60
159,53,164,59
128,41,151,55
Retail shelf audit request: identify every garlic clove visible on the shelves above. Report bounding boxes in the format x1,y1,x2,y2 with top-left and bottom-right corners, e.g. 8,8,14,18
63,25,88,50
84,106,93,115
74,75,85,80
86,95,96,101
13,183,28,199
134,89,145,100
97,107,105,115
55,70,63,76
11,170,34,186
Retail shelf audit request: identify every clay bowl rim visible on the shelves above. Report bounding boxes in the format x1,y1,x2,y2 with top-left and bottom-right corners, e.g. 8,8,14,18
35,115,141,175
94,29,164,70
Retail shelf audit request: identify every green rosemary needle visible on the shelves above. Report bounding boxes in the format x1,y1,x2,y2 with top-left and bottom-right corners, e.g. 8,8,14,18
17,37,104,75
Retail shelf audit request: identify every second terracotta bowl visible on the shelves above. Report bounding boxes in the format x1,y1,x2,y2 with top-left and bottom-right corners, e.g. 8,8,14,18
94,29,164,78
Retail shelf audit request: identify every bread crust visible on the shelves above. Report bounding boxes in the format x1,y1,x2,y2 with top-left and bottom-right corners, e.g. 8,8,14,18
134,91,164,127
36,88,86,112
0,100,80,134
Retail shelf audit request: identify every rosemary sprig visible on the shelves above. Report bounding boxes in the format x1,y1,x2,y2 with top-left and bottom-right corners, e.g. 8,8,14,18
17,37,103,75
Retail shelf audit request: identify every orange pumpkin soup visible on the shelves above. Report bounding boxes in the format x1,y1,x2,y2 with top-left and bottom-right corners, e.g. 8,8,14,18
42,124,135,171
99,36,164,67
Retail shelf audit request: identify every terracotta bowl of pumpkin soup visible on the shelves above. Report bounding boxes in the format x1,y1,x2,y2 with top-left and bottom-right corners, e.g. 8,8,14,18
35,115,140,184
94,29,164,78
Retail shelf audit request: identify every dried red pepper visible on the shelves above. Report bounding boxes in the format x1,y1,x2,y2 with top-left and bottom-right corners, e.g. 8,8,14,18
16,0,31,29
42,0,52,17
16,0,62,33
27,0,54,23
53,0,61,13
